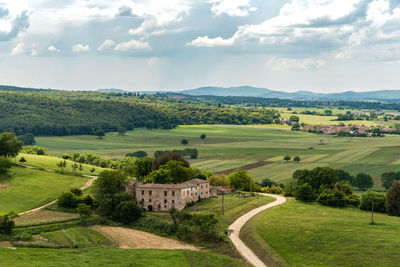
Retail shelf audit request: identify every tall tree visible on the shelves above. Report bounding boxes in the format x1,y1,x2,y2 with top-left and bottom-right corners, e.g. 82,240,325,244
386,181,400,216
0,132,23,158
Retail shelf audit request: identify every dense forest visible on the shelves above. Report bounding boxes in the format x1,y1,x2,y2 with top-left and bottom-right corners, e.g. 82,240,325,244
0,90,279,136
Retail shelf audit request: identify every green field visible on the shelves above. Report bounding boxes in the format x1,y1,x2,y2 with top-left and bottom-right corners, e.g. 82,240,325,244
240,199,400,267
16,153,106,175
35,125,400,189
0,248,243,267
41,227,113,248
0,166,89,214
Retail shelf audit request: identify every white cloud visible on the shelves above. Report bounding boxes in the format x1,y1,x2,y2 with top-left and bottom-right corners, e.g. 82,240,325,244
209,0,256,17
187,35,234,47
30,48,38,56
48,45,60,52
188,0,400,59
266,57,326,71
0,5,30,41
114,40,151,51
97,39,115,51
72,43,90,52
11,42,24,55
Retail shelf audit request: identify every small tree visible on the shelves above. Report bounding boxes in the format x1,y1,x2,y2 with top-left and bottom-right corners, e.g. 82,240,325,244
79,163,83,173
361,190,386,224
291,123,300,131
200,134,206,140
58,191,78,208
0,212,18,235
90,167,96,174
181,139,189,145
19,157,27,163
354,173,373,191
118,127,127,136
96,129,105,139
295,183,315,201
56,160,67,173
77,203,92,225
71,163,78,175
386,180,400,216
293,156,301,163
284,155,291,162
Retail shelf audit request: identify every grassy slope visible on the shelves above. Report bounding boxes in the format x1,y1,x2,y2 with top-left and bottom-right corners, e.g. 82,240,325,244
240,199,400,267
16,153,106,175
36,125,400,188
0,166,89,214
0,248,243,267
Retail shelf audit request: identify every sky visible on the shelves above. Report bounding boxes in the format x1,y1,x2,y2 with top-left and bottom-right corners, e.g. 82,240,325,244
0,0,400,93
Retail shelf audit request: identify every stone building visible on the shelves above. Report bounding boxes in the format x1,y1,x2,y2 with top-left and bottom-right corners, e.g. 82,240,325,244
126,178,211,211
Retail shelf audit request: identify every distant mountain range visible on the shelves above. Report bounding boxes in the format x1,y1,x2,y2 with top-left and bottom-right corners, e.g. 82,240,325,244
181,86,400,102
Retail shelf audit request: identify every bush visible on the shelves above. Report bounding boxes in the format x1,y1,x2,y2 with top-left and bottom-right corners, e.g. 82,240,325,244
70,187,83,196
80,194,94,207
19,157,26,163
0,213,18,235
58,191,78,208
386,180,400,216
283,181,297,197
112,200,142,224
360,190,386,213
260,178,277,187
181,139,189,145
295,183,315,201
208,174,229,186
62,153,72,160
262,185,283,194
318,182,360,208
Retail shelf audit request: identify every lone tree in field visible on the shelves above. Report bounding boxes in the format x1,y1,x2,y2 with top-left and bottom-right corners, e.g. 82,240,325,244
284,155,291,162
118,127,127,136
293,156,301,163
90,167,96,174
181,139,189,145
354,173,373,191
386,180,400,216
0,132,23,158
200,134,206,140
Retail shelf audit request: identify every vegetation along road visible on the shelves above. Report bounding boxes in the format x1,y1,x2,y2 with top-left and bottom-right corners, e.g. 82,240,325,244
229,193,286,267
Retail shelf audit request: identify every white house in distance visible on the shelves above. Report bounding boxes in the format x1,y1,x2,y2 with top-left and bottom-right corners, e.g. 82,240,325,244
126,178,211,211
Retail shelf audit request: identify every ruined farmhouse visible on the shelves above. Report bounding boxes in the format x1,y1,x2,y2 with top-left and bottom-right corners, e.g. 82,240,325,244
126,178,212,211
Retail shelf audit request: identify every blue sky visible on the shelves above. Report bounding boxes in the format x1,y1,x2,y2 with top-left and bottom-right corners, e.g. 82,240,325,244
0,0,399,92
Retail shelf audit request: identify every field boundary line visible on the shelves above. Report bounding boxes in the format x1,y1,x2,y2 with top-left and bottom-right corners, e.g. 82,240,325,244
228,193,286,267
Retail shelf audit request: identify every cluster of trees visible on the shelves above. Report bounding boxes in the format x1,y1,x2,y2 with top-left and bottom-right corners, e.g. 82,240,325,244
125,151,148,158
94,171,142,224
291,167,361,207
153,148,198,159
124,153,210,184
58,188,94,209
207,170,257,191
22,145,47,155
381,171,400,189
283,155,301,163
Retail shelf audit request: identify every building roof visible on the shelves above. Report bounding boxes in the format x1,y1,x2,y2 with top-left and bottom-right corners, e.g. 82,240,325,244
185,178,209,185
130,179,209,190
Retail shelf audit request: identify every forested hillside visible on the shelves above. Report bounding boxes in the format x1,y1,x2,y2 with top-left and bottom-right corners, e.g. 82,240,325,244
0,91,279,136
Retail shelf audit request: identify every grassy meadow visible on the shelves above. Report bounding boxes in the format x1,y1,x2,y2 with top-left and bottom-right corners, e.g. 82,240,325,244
36,125,400,189
0,166,89,214
240,199,400,267
0,248,243,267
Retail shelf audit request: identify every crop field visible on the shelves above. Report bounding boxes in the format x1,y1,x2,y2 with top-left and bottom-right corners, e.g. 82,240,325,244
41,227,113,248
0,248,243,267
35,125,400,189
0,166,89,214
15,210,79,227
240,199,400,267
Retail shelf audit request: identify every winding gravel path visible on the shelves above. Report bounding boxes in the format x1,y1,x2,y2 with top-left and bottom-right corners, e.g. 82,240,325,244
228,193,286,267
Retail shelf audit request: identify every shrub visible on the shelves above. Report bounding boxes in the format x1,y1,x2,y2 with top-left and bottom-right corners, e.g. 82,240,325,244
181,139,189,145
318,182,360,208
208,174,229,186
22,145,47,155
70,187,83,196
386,180,400,216
283,181,297,197
360,190,385,213
262,185,283,194
260,178,277,187
58,191,78,208
295,183,315,201
112,200,142,224
80,194,94,207
19,157,26,163
62,153,72,160
200,134,206,140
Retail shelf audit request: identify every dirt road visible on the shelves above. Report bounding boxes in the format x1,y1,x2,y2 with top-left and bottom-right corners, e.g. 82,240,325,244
228,193,286,267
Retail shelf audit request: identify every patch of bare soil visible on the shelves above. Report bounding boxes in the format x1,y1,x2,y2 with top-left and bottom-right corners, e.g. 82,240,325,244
0,184,8,190
217,161,273,175
91,225,199,250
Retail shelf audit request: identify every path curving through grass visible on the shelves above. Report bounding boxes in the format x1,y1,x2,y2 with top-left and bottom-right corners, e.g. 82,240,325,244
228,193,286,267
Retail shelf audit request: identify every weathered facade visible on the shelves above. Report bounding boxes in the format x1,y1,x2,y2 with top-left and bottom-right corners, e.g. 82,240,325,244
126,179,211,211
